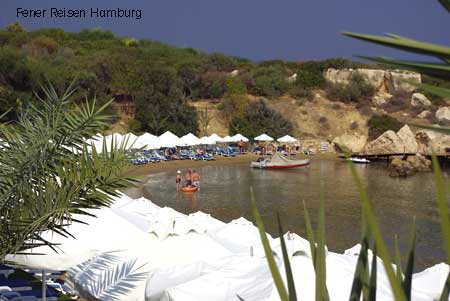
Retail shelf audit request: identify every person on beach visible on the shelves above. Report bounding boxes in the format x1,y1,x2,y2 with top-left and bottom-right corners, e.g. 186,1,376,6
185,169,192,187
192,170,201,189
238,139,244,154
176,170,182,191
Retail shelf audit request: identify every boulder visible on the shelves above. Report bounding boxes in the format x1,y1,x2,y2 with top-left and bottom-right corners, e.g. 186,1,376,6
435,107,450,125
372,92,391,106
324,69,354,85
332,133,367,153
415,129,450,154
417,110,431,119
364,130,407,154
411,93,432,107
397,125,418,153
356,69,386,88
389,154,431,177
387,70,421,93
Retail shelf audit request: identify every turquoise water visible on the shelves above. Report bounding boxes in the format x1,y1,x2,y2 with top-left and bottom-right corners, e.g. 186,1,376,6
143,159,446,270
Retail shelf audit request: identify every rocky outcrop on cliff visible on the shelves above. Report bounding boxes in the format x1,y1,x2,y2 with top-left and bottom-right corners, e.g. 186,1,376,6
325,68,421,94
411,93,432,107
415,129,450,154
364,130,406,154
435,107,450,125
332,133,367,153
397,125,419,153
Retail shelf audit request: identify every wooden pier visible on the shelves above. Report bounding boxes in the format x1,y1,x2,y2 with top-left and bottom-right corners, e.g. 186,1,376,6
346,152,450,167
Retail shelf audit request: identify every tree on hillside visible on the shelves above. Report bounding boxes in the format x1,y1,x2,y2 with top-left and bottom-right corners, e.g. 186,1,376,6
6,22,26,33
252,65,289,97
133,64,198,135
0,84,134,260
230,99,293,138
224,76,247,97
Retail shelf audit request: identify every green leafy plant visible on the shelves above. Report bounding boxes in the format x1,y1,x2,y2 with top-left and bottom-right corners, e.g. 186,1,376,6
0,83,135,260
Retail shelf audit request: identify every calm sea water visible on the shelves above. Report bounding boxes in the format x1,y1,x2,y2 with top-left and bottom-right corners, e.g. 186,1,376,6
143,159,447,271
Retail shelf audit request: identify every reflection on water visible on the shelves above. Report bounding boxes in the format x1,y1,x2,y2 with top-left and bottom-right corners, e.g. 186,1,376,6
143,160,446,270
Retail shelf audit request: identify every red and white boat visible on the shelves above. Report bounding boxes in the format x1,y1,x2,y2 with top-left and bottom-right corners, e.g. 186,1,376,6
250,153,310,169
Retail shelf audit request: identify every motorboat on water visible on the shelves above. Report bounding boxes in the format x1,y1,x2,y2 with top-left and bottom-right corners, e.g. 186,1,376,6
250,152,310,169
348,157,371,164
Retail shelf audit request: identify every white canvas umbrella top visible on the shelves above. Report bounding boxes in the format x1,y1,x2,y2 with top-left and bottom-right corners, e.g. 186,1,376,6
208,133,223,143
199,136,216,145
178,133,201,146
254,133,274,141
221,135,234,143
231,134,249,142
159,131,180,148
137,133,161,150
277,135,298,143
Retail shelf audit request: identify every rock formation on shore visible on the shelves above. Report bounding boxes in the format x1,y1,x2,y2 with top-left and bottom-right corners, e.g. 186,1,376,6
332,133,367,153
363,125,417,154
389,154,431,177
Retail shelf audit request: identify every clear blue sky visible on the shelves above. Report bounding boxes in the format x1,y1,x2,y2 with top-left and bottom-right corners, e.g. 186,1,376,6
1,0,449,62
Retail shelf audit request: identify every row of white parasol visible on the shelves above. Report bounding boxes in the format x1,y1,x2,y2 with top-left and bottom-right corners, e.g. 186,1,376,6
83,132,299,153
7,192,449,301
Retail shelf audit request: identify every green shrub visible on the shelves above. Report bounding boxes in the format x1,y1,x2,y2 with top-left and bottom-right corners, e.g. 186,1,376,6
327,73,375,103
218,95,249,123
252,66,289,98
289,86,314,100
230,99,293,138
295,69,326,88
225,76,246,96
367,114,402,140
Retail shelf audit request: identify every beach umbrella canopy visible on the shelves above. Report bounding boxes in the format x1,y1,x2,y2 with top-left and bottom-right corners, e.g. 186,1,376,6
159,131,180,148
137,133,161,150
208,133,223,143
277,135,298,143
254,133,274,141
231,134,249,142
177,133,201,146
199,136,216,145
221,135,234,143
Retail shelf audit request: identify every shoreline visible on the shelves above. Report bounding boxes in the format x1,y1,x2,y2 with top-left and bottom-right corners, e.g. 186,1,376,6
124,153,340,198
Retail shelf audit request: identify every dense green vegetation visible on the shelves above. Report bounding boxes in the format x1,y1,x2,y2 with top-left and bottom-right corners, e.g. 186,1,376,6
0,84,134,259
230,99,294,139
326,73,376,103
0,22,386,136
367,114,403,140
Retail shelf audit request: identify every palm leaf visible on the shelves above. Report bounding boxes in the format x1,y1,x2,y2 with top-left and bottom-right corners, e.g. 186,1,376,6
402,219,416,300
369,245,377,301
250,188,288,301
316,189,329,301
394,235,403,284
439,0,450,13
355,56,450,80
349,161,406,300
277,213,297,301
342,32,450,61
431,153,450,263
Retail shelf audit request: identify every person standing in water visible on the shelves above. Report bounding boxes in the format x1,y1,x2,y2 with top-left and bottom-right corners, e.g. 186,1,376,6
192,170,201,189
176,170,182,191
185,169,192,187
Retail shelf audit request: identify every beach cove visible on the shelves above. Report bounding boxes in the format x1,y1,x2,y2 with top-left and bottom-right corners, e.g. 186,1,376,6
125,155,446,271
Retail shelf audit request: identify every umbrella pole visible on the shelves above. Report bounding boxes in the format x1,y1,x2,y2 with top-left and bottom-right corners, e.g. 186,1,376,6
42,269,46,301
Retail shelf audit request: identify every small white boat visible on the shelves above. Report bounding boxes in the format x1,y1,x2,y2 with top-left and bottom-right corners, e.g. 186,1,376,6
348,157,371,164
